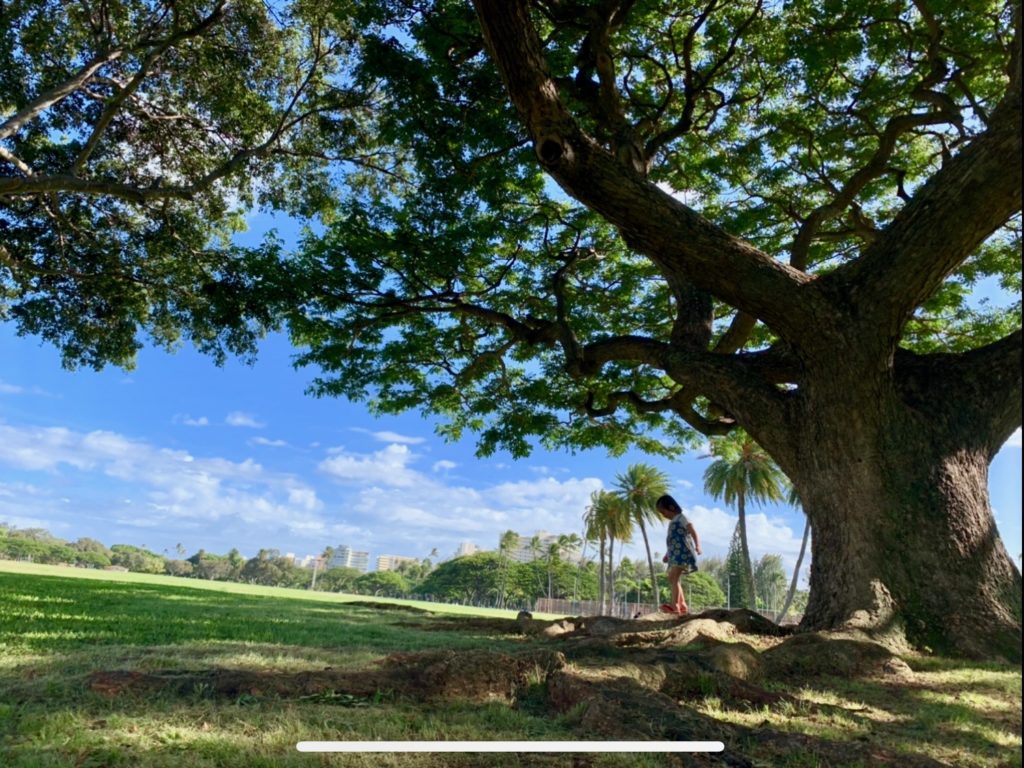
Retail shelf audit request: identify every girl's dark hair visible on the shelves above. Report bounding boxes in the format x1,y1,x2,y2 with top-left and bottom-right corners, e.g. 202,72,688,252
655,494,681,514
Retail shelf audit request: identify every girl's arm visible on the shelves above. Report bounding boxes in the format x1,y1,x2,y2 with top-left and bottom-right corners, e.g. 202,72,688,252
687,523,702,555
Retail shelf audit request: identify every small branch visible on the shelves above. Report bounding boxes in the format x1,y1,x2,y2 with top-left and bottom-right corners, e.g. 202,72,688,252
0,146,33,176
0,47,126,141
73,1,230,172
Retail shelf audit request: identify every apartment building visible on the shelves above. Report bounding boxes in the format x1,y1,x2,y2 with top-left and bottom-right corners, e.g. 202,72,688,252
501,531,582,564
376,554,419,572
327,544,369,573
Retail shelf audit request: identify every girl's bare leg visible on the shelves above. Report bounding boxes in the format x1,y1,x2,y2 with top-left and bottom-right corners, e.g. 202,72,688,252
667,566,686,613
667,566,688,613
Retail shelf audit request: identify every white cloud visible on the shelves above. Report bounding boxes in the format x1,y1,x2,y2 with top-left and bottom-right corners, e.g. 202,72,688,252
351,428,426,445
251,436,288,448
0,380,24,394
432,460,457,473
175,414,209,427
319,444,421,487
1005,428,1022,449
0,422,326,539
225,411,265,428
314,443,605,553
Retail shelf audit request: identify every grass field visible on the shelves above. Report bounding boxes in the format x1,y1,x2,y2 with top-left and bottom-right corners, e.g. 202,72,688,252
1,560,1020,767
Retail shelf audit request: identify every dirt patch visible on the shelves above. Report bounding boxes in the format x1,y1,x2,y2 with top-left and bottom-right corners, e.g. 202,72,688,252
763,632,915,681
87,648,565,704
546,669,743,765
394,616,524,634
81,610,978,768
343,600,433,614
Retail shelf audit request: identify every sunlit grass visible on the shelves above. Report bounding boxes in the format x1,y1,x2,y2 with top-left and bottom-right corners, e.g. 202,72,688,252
1,561,1019,768
0,560,562,619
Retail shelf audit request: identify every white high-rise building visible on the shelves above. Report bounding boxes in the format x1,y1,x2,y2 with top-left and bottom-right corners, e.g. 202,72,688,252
501,531,582,564
328,544,370,573
455,541,481,558
376,554,419,572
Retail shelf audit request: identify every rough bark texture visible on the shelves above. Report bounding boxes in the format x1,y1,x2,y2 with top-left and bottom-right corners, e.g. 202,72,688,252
779,362,1022,660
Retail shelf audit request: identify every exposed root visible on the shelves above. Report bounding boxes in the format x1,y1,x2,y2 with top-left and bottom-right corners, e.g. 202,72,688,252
82,611,938,767
87,648,565,703
763,633,915,681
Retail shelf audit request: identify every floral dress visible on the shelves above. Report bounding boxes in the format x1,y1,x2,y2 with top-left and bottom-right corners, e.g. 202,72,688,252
666,513,698,573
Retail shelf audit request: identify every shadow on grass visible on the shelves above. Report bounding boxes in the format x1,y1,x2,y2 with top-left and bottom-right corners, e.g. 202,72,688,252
761,670,1021,767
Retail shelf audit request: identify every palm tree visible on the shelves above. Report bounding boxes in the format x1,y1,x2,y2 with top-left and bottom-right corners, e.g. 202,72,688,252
614,463,670,609
497,529,519,609
528,534,545,594
703,433,787,609
546,533,579,601
572,532,590,604
779,485,810,622
583,491,611,612
603,494,634,614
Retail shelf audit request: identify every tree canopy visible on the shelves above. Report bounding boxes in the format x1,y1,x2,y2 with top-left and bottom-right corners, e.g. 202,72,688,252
0,0,372,368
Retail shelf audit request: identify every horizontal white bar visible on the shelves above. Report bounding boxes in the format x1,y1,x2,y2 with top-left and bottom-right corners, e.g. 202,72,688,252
296,741,724,753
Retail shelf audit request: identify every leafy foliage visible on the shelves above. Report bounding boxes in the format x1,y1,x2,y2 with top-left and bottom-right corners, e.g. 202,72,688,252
0,0,375,368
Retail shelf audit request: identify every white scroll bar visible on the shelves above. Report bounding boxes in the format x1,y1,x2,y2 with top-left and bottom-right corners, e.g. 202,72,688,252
297,741,725,753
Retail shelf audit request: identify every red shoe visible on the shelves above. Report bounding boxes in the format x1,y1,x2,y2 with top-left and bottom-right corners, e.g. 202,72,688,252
676,606,689,616
659,603,679,613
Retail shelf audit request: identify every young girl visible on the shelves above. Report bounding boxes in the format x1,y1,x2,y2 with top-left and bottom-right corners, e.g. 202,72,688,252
656,494,701,615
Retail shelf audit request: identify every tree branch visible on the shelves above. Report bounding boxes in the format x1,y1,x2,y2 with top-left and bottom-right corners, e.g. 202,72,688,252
471,0,821,342
0,48,125,141
583,388,735,436
828,11,1022,336
73,1,230,172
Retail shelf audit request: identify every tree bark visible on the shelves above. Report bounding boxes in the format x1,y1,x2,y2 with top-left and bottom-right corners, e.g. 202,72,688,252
779,376,1022,661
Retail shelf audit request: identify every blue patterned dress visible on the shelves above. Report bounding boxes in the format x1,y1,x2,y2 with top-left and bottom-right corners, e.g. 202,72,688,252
666,513,698,573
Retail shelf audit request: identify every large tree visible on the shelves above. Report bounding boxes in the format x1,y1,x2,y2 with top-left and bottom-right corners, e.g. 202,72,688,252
4,1,1021,659
287,0,1020,659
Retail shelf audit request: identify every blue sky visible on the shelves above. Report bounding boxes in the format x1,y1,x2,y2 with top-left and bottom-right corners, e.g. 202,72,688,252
2,312,1020,586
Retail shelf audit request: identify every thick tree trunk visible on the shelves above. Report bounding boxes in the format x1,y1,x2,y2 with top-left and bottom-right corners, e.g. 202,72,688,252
785,394,1022,661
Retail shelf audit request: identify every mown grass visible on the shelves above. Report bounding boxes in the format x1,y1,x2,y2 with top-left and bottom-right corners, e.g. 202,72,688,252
0,562,653,767
1,560,1020,767
697,654,1021,767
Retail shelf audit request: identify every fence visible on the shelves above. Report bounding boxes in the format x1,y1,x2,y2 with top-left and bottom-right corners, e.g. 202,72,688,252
532,596,803,624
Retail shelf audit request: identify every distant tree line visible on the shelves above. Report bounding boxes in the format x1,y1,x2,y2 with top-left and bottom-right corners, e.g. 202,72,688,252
0,525,412,595
1,521,806,613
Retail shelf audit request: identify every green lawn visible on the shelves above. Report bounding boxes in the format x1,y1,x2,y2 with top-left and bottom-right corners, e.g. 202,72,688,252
1,560,1019,768
0,561,642,768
